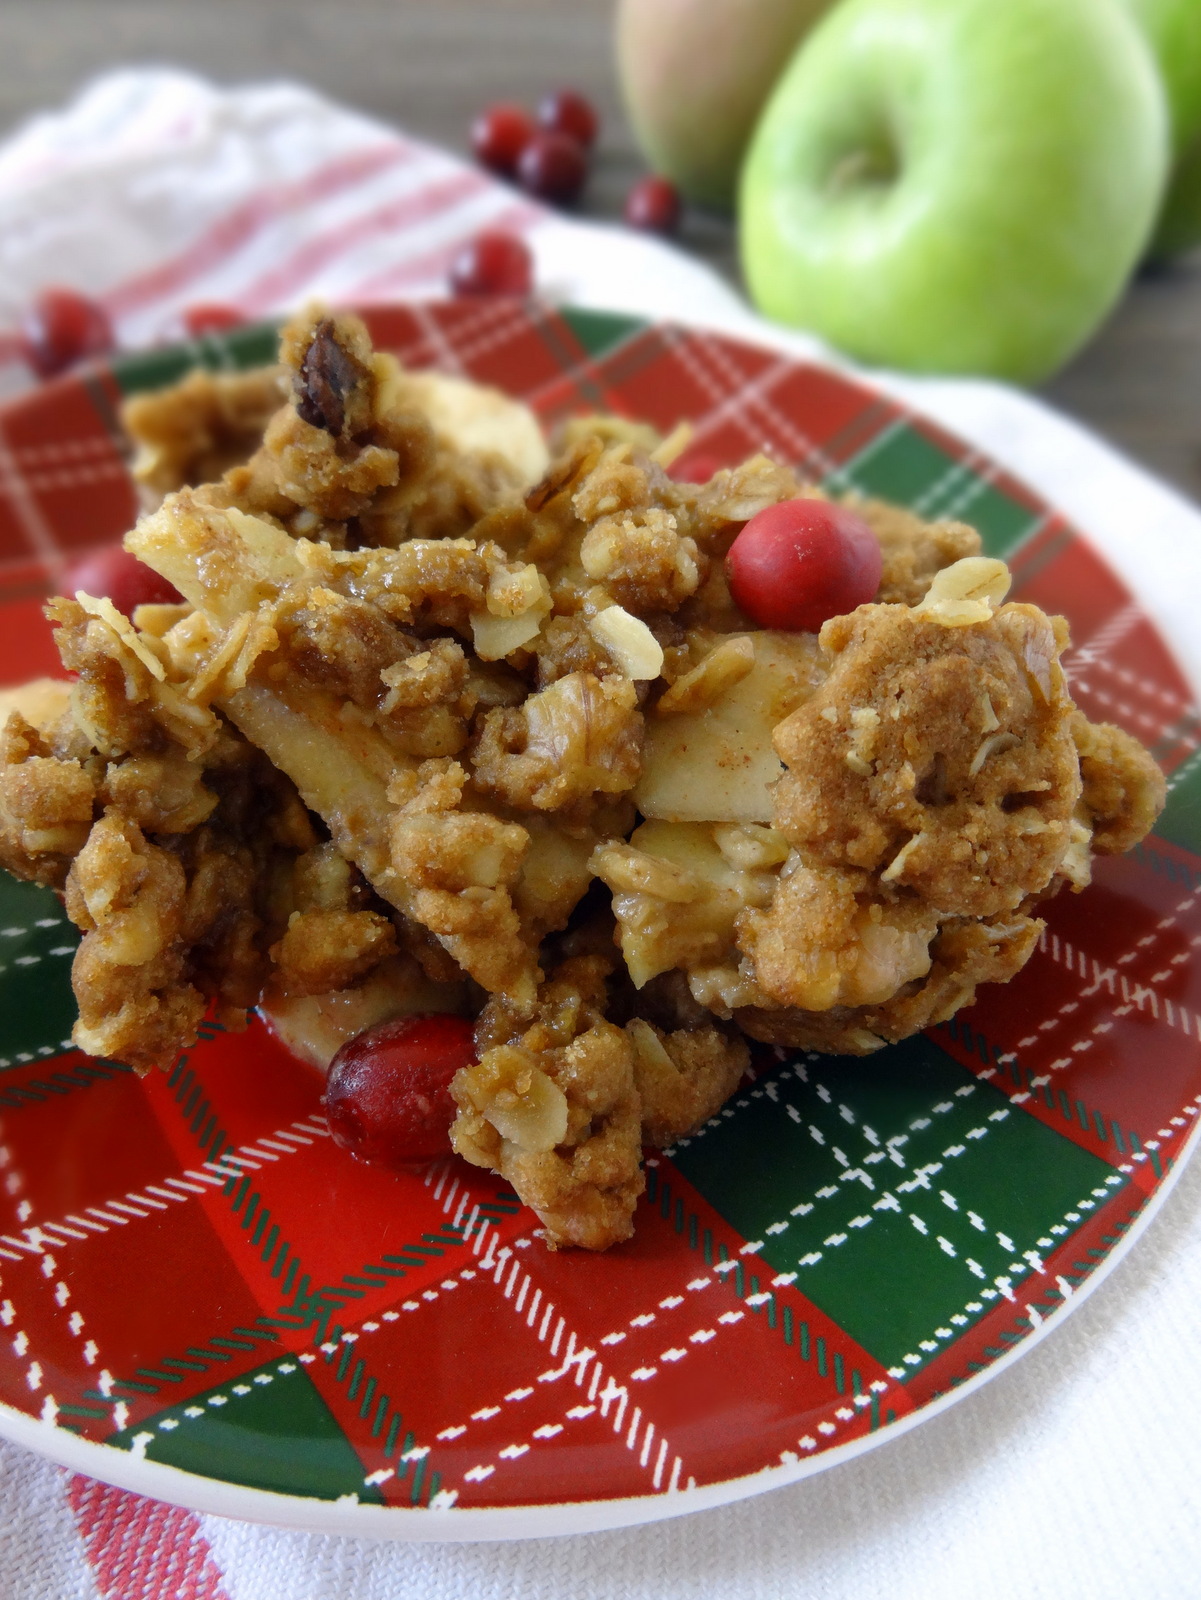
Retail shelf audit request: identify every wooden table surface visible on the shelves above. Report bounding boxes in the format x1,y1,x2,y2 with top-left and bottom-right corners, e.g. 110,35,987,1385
2,0,1199,505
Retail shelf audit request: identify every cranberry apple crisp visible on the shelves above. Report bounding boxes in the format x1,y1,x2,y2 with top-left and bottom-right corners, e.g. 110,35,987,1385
0,308,1165,1249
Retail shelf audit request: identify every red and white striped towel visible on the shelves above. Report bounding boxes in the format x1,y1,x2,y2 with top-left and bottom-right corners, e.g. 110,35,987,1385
0,67,755,403
1,66,1201,1600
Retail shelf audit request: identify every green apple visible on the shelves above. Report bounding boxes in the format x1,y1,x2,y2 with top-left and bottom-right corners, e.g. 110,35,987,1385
740,0,1169,382
1120,0,1201,255
616,0,836,210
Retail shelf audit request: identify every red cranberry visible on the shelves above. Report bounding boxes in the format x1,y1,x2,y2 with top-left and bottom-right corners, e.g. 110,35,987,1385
537,89,599,150
625,175,681,235
62,543,183,618
182,303,245,338
20,287,113,380
324,1013,476,1169
725,498,882,632
516,131,588,206
471,102,536,177
449,231,534,297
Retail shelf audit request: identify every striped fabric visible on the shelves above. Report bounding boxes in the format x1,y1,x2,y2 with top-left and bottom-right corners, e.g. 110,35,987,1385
0,70,545,396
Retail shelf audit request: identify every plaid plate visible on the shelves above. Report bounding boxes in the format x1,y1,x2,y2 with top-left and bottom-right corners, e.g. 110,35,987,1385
0,300,1197,1526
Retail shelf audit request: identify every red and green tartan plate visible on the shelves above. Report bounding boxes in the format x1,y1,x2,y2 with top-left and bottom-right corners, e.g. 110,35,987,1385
0,301,1198,1540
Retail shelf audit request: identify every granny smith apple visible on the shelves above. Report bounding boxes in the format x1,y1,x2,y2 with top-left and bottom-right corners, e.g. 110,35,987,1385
616,0,837,210
740,0,1169,382
1120,0,1201,255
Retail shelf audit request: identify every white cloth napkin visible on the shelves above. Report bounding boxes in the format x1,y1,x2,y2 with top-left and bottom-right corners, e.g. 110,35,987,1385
0,67,1199,1600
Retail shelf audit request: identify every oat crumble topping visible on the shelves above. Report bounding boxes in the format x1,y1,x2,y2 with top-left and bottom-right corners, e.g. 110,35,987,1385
0,308,1166,1249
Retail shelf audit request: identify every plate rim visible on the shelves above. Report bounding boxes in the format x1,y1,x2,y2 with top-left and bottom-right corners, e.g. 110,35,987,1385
0,298,1196,1540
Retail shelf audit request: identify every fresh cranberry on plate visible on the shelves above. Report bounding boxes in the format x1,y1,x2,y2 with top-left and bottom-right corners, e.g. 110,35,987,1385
62,543,183,618
725,497,882,631
516,130,588,205
537,88,599,149
20,287,114,380
324,1013,476,1169
449,230,534,296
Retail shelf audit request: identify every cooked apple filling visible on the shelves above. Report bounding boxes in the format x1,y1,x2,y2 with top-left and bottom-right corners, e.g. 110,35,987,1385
0,308,1165,1249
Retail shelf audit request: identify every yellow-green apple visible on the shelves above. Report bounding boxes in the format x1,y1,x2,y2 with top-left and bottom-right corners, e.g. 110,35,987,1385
616,0,836,210
740,0,1169,382
1121,0,1201,255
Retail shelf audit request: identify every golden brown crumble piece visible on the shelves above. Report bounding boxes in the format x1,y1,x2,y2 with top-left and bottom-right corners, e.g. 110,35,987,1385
555,412,665,459
738,864,943,1017
450,953,749,1247
388,771,535,1006
852,498,982,606
272,908,398,997
732,573,1085,1048
249,310,417,522
0,593,334,1070
139,305,548,548
578,507,705,612
0,711,97,888
451,955,641,1248
453,1024,644,1250
65,812,206,1072
626,1017,749,1148
769,599,1082,916
1071,710,1167,854
471,672,643,810
124,366,290,509
736,915,1042,1055
62,743,293,1074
